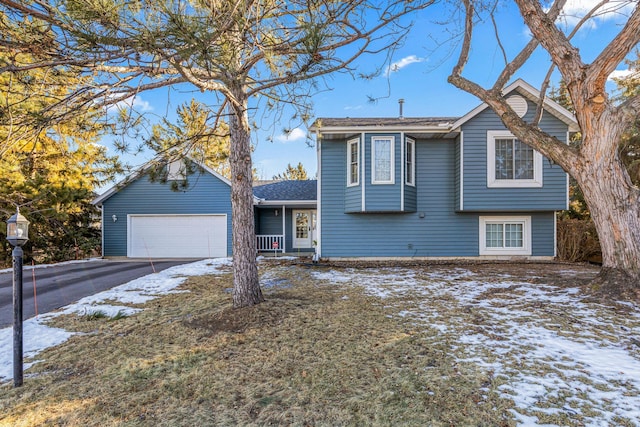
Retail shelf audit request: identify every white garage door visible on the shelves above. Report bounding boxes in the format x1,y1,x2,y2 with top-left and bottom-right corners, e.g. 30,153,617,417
128,215,227,258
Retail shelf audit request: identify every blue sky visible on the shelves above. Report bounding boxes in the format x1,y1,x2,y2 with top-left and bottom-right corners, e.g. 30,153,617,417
102,0,636,184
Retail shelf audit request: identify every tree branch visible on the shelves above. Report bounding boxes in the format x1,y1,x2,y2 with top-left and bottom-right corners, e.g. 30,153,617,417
448,0,578,171
514,0,584,86
0,0,59,24
450,0,473,79
588,3,640,93
533,0,605,124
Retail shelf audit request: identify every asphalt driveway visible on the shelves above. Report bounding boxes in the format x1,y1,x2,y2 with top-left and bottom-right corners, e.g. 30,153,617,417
0,259,198,328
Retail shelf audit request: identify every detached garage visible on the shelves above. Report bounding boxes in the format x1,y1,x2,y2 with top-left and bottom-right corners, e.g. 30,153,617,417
93,158,233,258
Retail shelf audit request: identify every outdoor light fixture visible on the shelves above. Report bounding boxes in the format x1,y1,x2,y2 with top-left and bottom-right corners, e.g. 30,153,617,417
274,209,279,217
6,207,29,388
112,214,118,222
6,208,29,247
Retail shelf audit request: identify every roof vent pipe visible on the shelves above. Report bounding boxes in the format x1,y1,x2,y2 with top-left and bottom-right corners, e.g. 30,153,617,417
398,98,405,119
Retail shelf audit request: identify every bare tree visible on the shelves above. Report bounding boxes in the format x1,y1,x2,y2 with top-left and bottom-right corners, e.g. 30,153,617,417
448,0,640,297
0,0,434,307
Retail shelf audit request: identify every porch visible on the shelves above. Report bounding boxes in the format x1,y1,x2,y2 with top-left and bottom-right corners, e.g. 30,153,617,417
256,234,319,256
256,234,285,253
252,179,318,255
255,208,316,254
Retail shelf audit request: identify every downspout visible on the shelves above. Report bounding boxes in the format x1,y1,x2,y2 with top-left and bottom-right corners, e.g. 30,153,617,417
459,130,464,211
316,129,322,259
361,132,366,212
282,204,286,253
400,132,405,211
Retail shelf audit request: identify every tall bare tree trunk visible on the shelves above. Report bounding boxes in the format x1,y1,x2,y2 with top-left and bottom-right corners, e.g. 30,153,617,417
574,132,640,297
228,88,264,308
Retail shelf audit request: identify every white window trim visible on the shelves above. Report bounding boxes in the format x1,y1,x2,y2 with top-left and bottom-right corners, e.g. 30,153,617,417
479,216,532,256
347,138,360,187
371,136,395,185
405,137,415,186
487,130,542,188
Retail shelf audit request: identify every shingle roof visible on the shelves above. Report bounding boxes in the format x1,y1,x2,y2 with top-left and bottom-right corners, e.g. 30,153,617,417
312,117,459,129
253,180,317,201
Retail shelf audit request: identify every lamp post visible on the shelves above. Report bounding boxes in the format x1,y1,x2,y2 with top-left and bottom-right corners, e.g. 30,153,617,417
6,207,29,387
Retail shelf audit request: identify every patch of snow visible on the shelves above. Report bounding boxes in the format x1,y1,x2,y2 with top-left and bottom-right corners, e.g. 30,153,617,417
2,260,639,426
257,256,298,261
0,317,74,381
319,266,640,426
310,269,354,283
0,258,232,383
60,304,142,318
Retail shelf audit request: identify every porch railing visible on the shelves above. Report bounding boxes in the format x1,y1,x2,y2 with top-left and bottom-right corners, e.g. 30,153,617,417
256,234,284,253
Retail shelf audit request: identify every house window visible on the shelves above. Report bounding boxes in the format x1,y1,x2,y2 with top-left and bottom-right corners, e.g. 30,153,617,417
347,138,360,186
479,216,531,256
372,136,394,184
487,131,542,188
405,138,415,186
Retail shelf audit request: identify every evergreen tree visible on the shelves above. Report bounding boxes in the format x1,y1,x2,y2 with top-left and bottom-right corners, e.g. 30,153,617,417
0,13,120,266
146,99,232,178
0,0,433,307
273,162,309,180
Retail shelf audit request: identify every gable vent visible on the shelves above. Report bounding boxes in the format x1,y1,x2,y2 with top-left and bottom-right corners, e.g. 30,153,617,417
506,95,528,118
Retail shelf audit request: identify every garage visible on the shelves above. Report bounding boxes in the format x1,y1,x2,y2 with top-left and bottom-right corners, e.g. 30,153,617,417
128,214,227,258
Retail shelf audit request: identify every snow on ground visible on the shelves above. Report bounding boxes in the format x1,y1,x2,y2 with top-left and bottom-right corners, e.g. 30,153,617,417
2,258,639,426
0,258,231,383
311,267,640,426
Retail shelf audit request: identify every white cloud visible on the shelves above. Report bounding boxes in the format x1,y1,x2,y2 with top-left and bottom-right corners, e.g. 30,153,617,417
344,105,363,111
608,69,634,80
275,127,306,143
129,97,153,112
556,0,635,28
386,55,426,76
105,94,153,114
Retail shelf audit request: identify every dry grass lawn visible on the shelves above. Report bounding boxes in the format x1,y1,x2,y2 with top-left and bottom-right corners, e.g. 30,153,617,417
0,259,637,426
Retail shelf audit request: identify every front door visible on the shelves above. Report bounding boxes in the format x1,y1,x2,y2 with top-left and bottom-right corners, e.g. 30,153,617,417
292,210,317,249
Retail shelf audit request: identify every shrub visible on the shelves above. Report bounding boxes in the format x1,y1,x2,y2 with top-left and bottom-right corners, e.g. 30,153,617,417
557,218,601,263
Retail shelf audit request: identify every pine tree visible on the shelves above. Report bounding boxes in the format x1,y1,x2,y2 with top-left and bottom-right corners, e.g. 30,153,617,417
0,0,433,307
273,162,309,180
0,13,120,266
146,99,232,178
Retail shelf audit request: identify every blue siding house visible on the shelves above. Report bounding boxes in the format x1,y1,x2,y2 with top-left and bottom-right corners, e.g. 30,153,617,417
311,79,577,260
93,158,317,258
95,80,575,261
